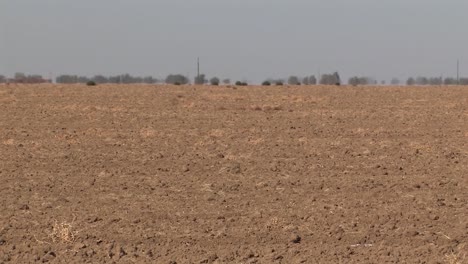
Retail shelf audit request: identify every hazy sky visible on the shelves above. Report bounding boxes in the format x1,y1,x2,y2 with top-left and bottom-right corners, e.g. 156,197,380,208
1,0,467,83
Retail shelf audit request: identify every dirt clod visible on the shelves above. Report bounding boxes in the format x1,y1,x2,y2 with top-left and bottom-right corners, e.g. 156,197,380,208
291,234,302,244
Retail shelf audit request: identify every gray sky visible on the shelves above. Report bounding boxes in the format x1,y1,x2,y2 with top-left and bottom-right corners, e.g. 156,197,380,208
1,0,467,83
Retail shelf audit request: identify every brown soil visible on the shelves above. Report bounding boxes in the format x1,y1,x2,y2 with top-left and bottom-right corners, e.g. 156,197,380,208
0,84,467,263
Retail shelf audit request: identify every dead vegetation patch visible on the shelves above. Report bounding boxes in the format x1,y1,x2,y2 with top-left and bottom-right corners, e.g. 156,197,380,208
49,220,78,243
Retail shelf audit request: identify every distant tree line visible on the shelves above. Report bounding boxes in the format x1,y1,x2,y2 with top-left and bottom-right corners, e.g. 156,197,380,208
0,73,51,84
56,74,160,84
406,76,468,86
261,73,342,86
2,72,468,86
262,75,321,86
165,74,189,85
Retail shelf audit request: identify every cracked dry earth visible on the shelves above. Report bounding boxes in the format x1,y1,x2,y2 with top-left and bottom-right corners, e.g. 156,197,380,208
0,84,467,263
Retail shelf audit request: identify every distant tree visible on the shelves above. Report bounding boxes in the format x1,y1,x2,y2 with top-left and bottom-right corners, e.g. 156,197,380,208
415,77,429,85
302,77,309,85
0,75,5,83
56,75,78,84
381,80,386,85
348,77,359,86
107,75,120,84
28,75,47,83
222,79,230,85
428,77,443,86
233,81,248,86
288,76,300,85
166,74,189,85
134,76,144,83
444,77,457,85
406,77,415,86
78,76,90,83
333,72,341,85
14,72,26,83
459,78,468,85
210,77,220,86
320,72,341,85
120,74,132,84
92,75,109,84
390,78,400,85
98,74,158,84
320,74,333,85
348,76,371,86
14,72,26,79
143,76,157,84
194,74,206,85
267,79,284,85
262,80,271,86
308,75,317,85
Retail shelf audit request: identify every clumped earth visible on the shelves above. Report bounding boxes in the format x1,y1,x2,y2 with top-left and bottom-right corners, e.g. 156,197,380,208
0,84,467,263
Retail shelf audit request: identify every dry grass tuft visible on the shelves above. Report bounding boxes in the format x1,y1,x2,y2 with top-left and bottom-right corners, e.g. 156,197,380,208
49,220,78,243
445,244,467,264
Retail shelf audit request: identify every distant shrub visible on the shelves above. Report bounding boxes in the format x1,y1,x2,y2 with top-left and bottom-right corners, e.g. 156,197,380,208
210,77,220,86
174,82,181,86
288,76,301,85
235,81,242,86
262,81,271,86
86,81,96,86
275,81,284,86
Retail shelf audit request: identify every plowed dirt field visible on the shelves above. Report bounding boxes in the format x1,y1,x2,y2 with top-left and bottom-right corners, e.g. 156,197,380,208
0,84,467,263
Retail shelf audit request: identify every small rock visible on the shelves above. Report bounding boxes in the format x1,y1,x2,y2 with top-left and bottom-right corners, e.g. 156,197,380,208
146,250,154,258
74,242,87,250
199,253,218,263
291,234,301,244
119,247,127,258
20,204,30,210
108,242,115,258
0,238,6,245
41,251,56,263
228,163,241,174
85,249,95,257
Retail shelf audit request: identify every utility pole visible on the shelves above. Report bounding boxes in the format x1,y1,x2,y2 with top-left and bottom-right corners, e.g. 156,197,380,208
457,60,460,85
318,68,321,85
197,57,200,80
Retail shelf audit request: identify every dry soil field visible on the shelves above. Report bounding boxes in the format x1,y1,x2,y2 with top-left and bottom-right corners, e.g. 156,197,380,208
0,84,467,263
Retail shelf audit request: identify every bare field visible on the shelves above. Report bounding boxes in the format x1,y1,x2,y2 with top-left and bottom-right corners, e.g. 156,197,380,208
0,84,467,263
